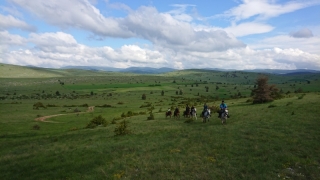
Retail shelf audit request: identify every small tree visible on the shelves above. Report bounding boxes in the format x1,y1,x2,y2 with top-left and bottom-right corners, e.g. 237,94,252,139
142,94,146,100
179,89,183,95
114,120,131,136
161,90,164,96
252,76,280,103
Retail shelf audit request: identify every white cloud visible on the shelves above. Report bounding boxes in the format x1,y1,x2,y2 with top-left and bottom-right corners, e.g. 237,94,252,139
224,22,274,37
1,30,319,70
10,1,245,52
0,14,36,31
1,31,168,68
1,1,319,71
0,30,26,46
223,0,320,22
251,34,320,54
123,6,245,52
11,0,133,38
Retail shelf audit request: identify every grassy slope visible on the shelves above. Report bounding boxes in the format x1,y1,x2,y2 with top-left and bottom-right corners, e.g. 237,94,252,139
1,66,320,179
0,94,319,179
0,63,136,78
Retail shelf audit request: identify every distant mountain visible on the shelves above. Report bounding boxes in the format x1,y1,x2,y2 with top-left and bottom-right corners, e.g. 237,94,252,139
61,66,122,72
120,67,176,74
60,66,176,74
242,69,320,74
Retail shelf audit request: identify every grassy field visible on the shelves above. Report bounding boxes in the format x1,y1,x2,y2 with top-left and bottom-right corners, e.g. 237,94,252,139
1,64,320,179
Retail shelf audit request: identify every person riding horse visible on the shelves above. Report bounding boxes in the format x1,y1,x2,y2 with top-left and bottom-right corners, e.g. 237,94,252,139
174,107,180,116
191,105,195,115
218,100,227,118
202,103,208,117
166,108,172,118
184,105,190,117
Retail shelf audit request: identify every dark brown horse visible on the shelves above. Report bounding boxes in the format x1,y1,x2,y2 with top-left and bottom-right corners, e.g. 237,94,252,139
173,111,180,119
165,111,172,118
183,110,191,118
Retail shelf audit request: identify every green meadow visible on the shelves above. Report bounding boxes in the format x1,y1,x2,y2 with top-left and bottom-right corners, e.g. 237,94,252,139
1,63,320,179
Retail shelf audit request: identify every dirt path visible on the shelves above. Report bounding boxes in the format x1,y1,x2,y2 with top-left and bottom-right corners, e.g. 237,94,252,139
35,106,95,123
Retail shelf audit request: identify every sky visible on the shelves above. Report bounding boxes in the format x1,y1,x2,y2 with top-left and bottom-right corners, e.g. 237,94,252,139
0,0,320,70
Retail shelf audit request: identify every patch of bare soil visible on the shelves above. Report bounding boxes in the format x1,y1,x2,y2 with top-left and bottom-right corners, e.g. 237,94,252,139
35,106,95,123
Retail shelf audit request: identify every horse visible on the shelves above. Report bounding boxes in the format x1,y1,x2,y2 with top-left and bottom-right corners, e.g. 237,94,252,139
220,109,228,124
165,111,172,118
191,108,197,120
202,109,210,123
173,111,180,119
183,109,190,118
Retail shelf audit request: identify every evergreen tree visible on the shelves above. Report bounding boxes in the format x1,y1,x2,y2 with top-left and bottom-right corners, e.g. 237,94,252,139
252,76,280,103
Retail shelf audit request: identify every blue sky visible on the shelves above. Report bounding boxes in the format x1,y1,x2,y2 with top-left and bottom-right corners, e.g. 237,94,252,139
0,0,320,70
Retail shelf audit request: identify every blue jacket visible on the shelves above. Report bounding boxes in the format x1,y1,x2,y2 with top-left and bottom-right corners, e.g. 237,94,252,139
220,103,227,109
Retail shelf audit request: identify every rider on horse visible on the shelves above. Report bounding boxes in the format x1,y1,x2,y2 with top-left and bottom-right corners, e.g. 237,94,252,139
191,105,195,113
174,107,179,114
185,104,190,116
202,103,208,116
218,100,227,118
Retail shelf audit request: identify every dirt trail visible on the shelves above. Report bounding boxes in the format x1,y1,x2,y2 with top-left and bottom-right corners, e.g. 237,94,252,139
35,106,95,123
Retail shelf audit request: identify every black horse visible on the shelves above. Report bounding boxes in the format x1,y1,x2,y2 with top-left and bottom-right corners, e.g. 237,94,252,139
165,111,172,118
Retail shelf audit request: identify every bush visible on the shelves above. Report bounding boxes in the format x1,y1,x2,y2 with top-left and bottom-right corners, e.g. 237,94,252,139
47,104,59,107
147,112,155,120
111,119,117,124
142,94,146,100
97,104,112,108
268,104,277,108
86,115,108,128
33,102,46,109
298,94,305,99
114,120,131,136
32,124,40,130
210,105,220,113
286,102,293,106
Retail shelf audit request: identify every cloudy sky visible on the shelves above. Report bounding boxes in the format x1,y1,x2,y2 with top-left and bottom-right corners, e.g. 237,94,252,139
1,0,320,70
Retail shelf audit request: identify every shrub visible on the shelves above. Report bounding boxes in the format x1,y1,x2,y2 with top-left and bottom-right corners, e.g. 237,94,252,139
114,120,131,136
70,127,78,131
298,94,305,99
142,94,146,100
246,99,253,103
33,102,46,109
111,119,117,124
147,112,155,120
97,104,112,108
32,124,40,130
268,104,277,108
47,104,59,107
210,105,220,113
286,102,293,106
86,115,108,128
121,112,126,118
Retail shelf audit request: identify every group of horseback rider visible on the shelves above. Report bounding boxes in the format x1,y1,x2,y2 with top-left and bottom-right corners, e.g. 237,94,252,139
167,100,229,119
